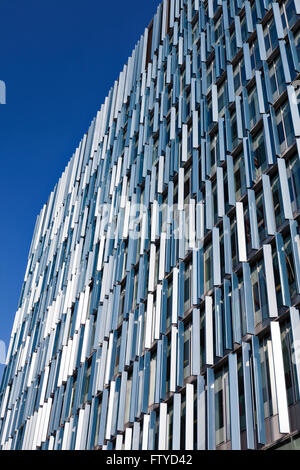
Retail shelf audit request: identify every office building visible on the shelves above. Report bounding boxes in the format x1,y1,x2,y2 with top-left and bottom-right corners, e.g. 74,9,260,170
1,0,300,451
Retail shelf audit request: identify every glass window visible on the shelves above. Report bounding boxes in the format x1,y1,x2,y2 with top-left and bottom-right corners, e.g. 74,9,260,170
124,373,132,425
253,129,268,181
200,310,205,370
154,248,159,290
256,190,267,243
184,262,192,313
284,230,297,299
264,18,277,58
287,153,300,212
281,0,297,30
132,271,139,310
180,393,186,449
207,98,213,129
220,230,225,281
166,280,172,330
259,336,274,418
184,322,191,379
269,56,285,101
192,18,199,45
214,16,223,44
234,152,247,201
251,258,269,327
218,82,226,117
248,87,259,129
152,137,159,163
241,16,248,43
293,28,300,64
244,203,252,253
237,355,246,432
281,319,300,404
149,352,156,408
251,3,258,29
118,288,126,326
276,101,295,153
166,338,171,395
271,174,285,229
204,242,213,293
274,434,300,450
273,247,284,308
215,366,230,446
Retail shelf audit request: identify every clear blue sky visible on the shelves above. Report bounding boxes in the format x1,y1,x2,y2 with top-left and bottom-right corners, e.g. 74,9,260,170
0,0,161,374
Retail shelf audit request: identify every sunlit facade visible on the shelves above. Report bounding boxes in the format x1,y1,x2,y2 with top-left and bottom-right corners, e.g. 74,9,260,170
1,0,300,451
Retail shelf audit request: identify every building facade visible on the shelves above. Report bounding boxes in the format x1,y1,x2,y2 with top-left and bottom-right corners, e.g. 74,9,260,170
1,0,300,451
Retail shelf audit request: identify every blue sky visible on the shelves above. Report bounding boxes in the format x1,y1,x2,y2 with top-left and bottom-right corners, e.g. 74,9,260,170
0,0,161,375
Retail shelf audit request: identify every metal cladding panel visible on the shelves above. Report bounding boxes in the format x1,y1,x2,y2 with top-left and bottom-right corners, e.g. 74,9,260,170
172,393,181,450
227,65,235,103
270,322,291,434
212,84,218,123
287,85,300,137
97,388,109,447
272,2,284,39
117,372,128,432
170,326,177,393
235,95,243,139
191,309,201,376
177,321,184,389
223,215,232,274
242,343,255,450
217,167,225,217
279,41,292,84
247,189,260,250
158,403,168,450
212,227,221,286
207,368,215,450
262,174,276,235
124,427,132,450
263,244,278,318
132,422,140,450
